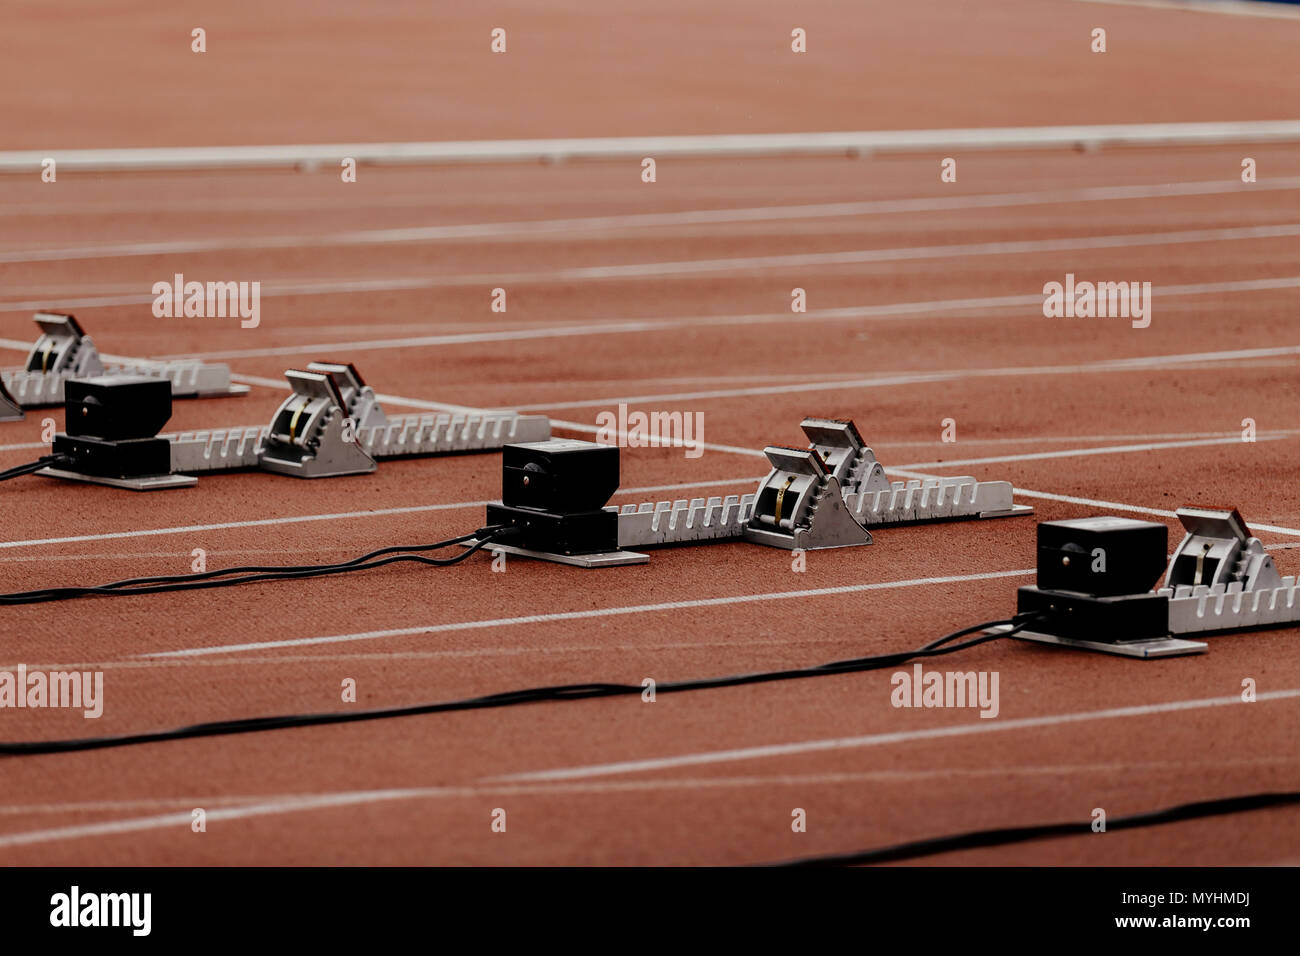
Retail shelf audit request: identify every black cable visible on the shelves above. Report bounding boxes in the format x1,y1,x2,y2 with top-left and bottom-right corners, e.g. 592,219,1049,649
0,454,69,482
0,525,516,605
0,610,1046,757
767,790,1300,866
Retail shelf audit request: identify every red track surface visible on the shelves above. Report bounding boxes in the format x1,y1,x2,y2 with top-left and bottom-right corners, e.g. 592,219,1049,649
1,0,1299,865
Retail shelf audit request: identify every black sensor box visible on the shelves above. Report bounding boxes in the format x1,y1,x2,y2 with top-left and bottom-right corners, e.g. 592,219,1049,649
51,434,172,479
501,439,619,514
1036,516,1168,597
484,503,619,556
64,376,172,441
1017,587,1170,643
489,439,622,555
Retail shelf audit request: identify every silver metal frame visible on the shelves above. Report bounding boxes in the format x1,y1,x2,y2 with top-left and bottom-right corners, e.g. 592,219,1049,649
463,540,649,568
36,467,198,491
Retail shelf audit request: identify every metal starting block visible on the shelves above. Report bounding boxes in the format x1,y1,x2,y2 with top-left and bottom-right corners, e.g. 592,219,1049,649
614,418,1031,552
0,312,248,416
38,361,551,489
1005,506,1300,659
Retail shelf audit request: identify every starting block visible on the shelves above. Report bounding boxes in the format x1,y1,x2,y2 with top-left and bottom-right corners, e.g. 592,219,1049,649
0,312,248,417
616,418,1031,551
467,419,1032,567
999,506,1300,658
37,361,551,490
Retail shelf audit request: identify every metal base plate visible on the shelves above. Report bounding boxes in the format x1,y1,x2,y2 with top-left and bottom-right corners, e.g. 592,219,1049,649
190,383,251,398
978,504,1036,519
462,540,649,568
38,467,198,491
990,624,1207,659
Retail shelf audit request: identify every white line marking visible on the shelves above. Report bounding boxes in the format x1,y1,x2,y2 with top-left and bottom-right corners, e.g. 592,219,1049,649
4,221,1300,284
138,569,1035,658
5,756,1294,844
4,177,1298,263
525,342,1300,411
0,479,758,551
495,689,1300,783
98,274,1300,360
894,434,1283,469
5,121,1300,173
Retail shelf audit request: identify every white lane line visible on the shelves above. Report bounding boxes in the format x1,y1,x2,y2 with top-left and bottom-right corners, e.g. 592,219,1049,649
0,478,759,551
5,755,1294,845
525,342,1300,411
5,121,1300,173
94,274,1300,360
3,222,1300,302
5,267,1300,329
138,569,1036,658
894,434,1284,469
494,689,1300,783
3,177,1298,263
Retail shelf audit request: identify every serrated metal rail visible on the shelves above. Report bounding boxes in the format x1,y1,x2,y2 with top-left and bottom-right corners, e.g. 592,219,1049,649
167,426,270,473
1163,577,1300,634
612,478,1020,548
358,412,551,458
842,477,1016,525
0,369,70,406
164,412,550,475
614,495,755,548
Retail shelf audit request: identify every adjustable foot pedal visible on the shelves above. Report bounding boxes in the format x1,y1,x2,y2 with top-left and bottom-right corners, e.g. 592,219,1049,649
743,444,872,550
258,367,378,478
0,312,247,417
1002,506,1300,658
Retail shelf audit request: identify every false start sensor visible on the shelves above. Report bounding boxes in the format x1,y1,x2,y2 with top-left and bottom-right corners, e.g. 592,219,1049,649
1017,516,1171,643
486,439,622,556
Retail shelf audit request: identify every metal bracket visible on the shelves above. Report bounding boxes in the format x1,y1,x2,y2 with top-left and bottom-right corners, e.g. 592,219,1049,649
0,312,247,414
